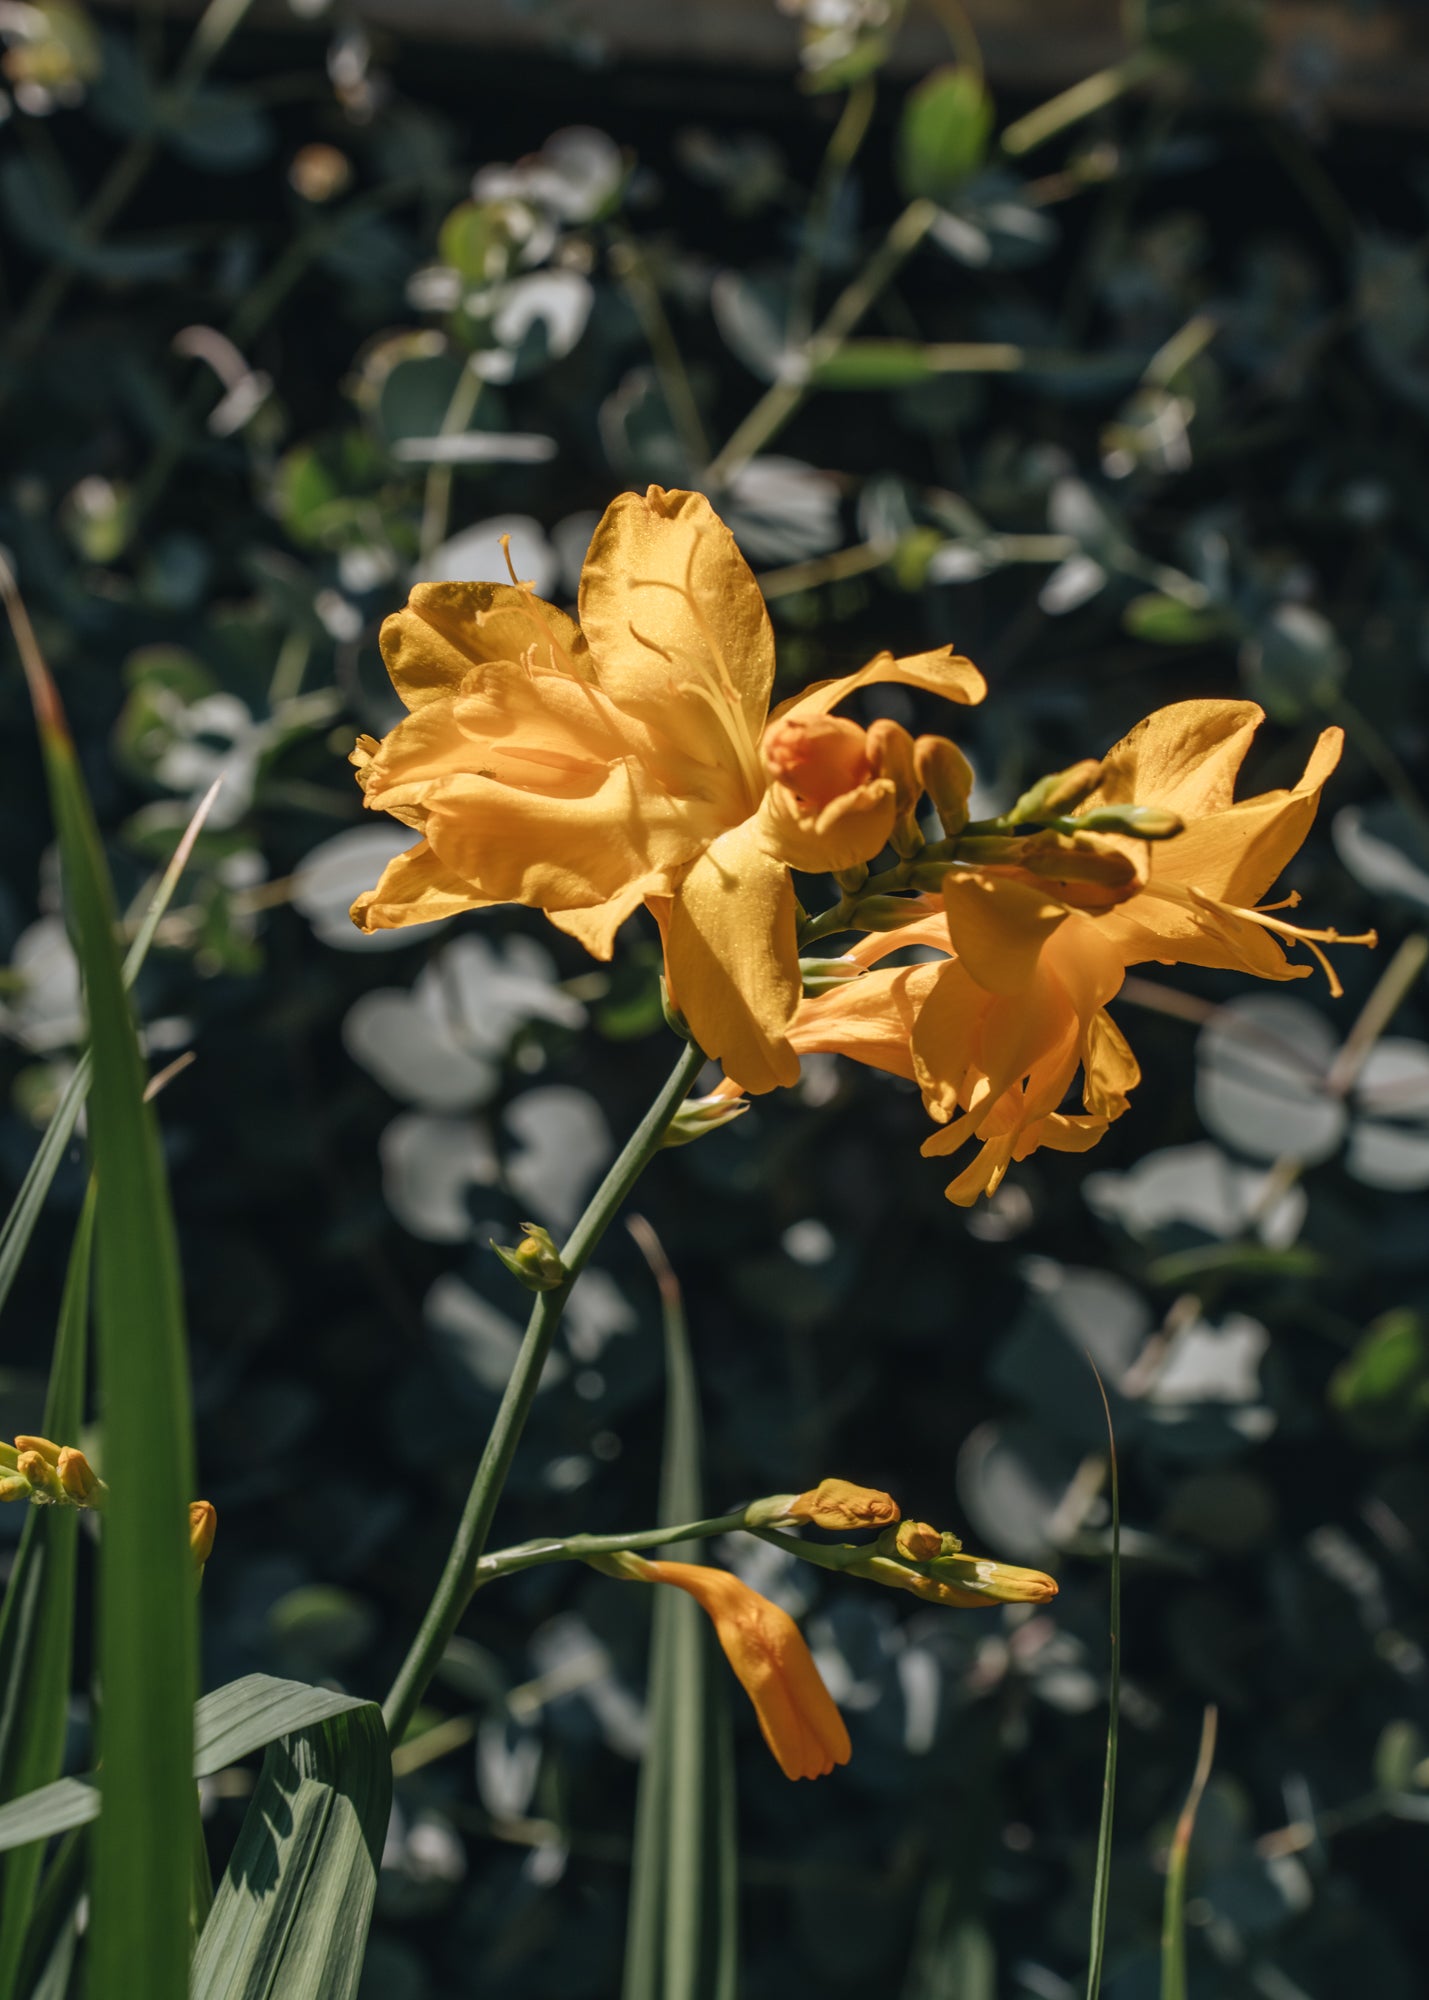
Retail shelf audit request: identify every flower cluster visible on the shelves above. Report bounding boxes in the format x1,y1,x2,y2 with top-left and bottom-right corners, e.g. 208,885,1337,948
352,486,1373,1202
607,1477,1056,1781
0,1433,107,1509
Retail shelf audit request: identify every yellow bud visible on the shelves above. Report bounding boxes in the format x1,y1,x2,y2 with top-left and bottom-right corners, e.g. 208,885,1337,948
14,1435,61,1466
892,1520,943,1562
491,1223,567,1292
189,1501,218,1575
57,1447,103,1508
0,1473,32,1503
867,719,923,857
914,735,974,839
785,1478,900,1532
927,1552,1058,1604
0,1442,18,1471
1006,758,1103,824
16,1450,61,1501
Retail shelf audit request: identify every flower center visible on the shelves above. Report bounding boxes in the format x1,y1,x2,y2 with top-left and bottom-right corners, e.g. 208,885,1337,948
762,715,871,811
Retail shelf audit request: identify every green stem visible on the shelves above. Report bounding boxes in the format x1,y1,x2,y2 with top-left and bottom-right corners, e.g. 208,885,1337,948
999,48,1164,159
703,198,939,490
610,229,712,470
475,1509,750,1584
786,75,878,351
418,363,484,562
381,1036,708,1744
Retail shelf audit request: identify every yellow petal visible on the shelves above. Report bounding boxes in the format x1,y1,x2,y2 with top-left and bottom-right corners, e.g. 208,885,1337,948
665,819,801,1094
785,962,942,1081
768,644,986,728
757,777,898,875
941,870,1068,995
579,486,773,805
351,837,488,933
546,877,665,960
381,581,586,712
1086,698,1263,817
1217,727,1343,907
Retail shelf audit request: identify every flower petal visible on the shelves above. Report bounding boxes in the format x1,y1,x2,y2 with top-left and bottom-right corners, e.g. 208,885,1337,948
579,486,773,809
351,837,489,933
767,644,986,728
665,819,801,1093
1087,698,1263,818
757,777,898,874
941,870,1069,995
381,581,586,711
785,961,942,1080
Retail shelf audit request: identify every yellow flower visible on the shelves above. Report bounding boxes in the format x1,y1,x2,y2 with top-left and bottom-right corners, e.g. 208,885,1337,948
642,1559,851,1780
783,1477,900,1530
777,699,1367,1202
189,1500,218,1576
350,485,983,1091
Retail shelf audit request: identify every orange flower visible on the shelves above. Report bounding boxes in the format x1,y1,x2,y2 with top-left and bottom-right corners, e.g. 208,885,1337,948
784,1477,900,1530
349,485,983,1091
643,1560,850,1780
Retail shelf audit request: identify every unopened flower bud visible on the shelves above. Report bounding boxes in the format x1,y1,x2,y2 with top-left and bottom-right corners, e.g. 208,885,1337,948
57,1447,105,1508
851,895,924,933
784,1477,900,1531
891,1520,943,1561
0,1473,32,1503
491,1223,568,1292
926,1552,1058,1604
1070,803,1184,840
799,957,866,997
914,735,974,839
867,719,923,857
14,1435,61,1465
16,1450,61,1501
1006,759,1103,824
659,977,692,1041
662,1092,750,1147
189,1501,217,1577
0,1442,18,1471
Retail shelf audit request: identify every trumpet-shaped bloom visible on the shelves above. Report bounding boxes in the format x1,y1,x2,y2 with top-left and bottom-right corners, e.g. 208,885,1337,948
350,485,984,1091
642,1559,851,1780
776,699,1366,1202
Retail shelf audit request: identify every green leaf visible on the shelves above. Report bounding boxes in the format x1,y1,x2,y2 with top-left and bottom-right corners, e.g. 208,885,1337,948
0,1676,378,1857
622,1221,737,2000
1161,1709,1218,2000
0,1190,95,2000
1085,1370,1120,2000
13,617,197,2000
812,340,934,389
1328,1310,1429,1447
1123,593,1237,646
0,778,219,1332
1238,602,1346,722
896,67,994,204
190,1703,391,2000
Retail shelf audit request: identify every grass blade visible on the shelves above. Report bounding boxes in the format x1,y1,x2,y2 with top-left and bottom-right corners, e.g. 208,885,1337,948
622,1218,738,2000
0,1189,96,2000
1085,1362,1121,2000
4,563,197,2000
1161,1706,1218,2000
189,1704,391,2000
0,779,221,1329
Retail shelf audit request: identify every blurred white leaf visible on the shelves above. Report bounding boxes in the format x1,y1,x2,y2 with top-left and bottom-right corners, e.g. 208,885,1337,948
1149,1312,1270,1406
723,455,841,562
343,990,496,1111
476,1719,541,1820
473,270,594,383
1084,1141,1306,1248
1038,553,1106,615
526,1613,645,1757
380,1114,497,1240
1195,993,1346,1165
563,1267,637,1360
474,127,623,224
1347,1037,1429,1190
4,916,83,1053
504,1086,613,1230
710,271,791,384
1333,803,1429,911
393,432,557,466
292,825,448,952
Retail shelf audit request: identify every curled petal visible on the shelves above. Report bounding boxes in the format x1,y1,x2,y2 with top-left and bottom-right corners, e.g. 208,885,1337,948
351,837,490,933
768,645,986,729
381,581,587,712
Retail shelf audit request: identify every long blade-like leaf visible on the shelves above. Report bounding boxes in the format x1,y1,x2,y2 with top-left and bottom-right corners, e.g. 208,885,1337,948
0,1677,379,1856
1161,1706,1217,2000
190,1704,391,2000
0,780,221,1328
1085,1366,1121,2000
622,1219,737,2000
6,567,197,2000
0,1190,96,2000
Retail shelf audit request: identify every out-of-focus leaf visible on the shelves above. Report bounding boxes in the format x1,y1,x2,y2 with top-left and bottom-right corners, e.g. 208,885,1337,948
1124,593,1237,645
1329,1311,1429,1447
1195,994,1345,1165
1238,603,1346,722
896,68,994,205
1332,803,1429,912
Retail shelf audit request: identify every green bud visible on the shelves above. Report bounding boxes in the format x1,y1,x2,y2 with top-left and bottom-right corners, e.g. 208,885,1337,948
662,1093,750,1147
0,1473,32,1503
491,1223,568,1292
659,977,692,1041
743,1493,800,1528
1005,758,1103,824
833,862,869,897
799,956,867,997
1067,804,1184,840
0,1442,17,1472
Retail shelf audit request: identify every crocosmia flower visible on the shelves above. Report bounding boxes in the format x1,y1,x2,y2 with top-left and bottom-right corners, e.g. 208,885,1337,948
350,485,983,1091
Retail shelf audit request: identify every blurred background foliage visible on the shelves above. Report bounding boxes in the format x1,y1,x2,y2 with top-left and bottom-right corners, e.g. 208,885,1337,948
2,1,1429,1994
